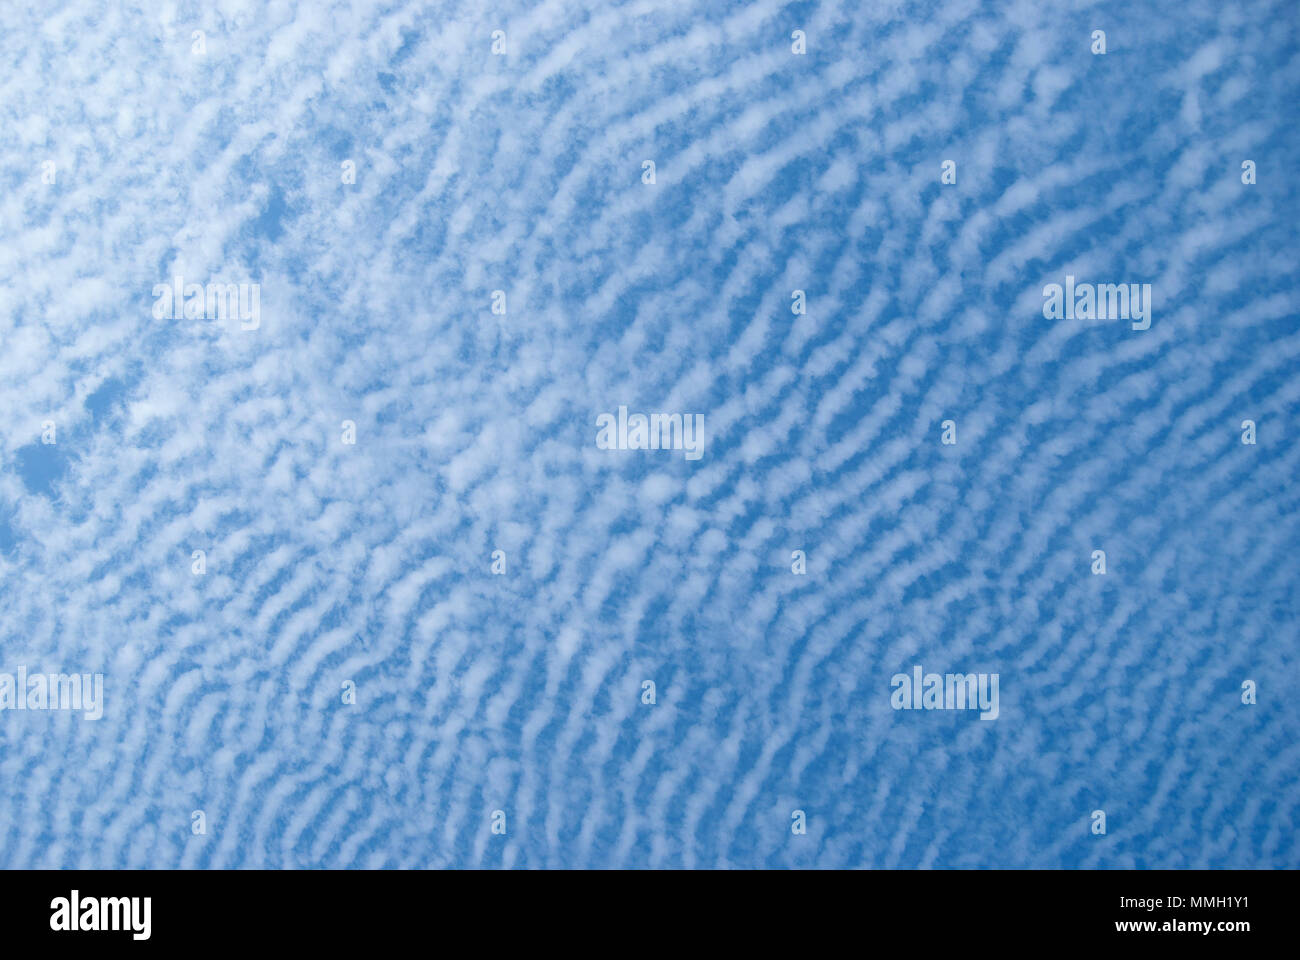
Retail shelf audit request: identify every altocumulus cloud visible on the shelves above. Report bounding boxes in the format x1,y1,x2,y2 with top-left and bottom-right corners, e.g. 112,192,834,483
0,0,1298,868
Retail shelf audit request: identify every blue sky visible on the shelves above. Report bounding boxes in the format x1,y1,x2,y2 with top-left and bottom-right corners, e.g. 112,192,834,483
0,0,1297,868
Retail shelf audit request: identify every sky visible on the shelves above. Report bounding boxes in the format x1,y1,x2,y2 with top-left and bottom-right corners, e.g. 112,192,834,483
0,0,1298,869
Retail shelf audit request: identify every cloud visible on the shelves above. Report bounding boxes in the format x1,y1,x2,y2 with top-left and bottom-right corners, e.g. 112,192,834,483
0,0,1297,869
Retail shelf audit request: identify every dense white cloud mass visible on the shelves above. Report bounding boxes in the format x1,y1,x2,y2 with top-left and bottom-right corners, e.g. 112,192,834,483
0,0,1297,867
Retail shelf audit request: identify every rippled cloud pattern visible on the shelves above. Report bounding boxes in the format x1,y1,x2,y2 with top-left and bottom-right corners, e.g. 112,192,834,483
1,0,1298,868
